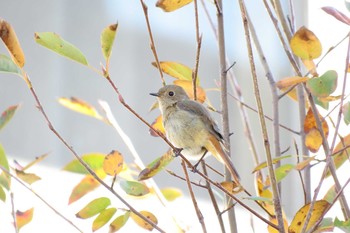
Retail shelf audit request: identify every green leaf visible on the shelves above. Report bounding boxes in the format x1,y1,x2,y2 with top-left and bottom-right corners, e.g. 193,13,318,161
0,54,22,76
306,70,338,97
0,105,19,131
34,32,88,65
92,207,117,232
63,153,105,174
69,175,100,204
323,185,336,204
161,188,182,201
342,102,350,125
138,150,174,180
252,155,292,173
109,212,130,233
76,197,111,219
0,144,10,190
335,217,350,232
119,180,149,197
316,218,334,232
275,164,294,183
0,186,6,202
101,24,118,61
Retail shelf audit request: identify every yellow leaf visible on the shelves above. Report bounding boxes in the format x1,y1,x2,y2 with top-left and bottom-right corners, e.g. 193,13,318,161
58,97,103,120
138,149,174,180
149,115,165,137
130,210,158,231
0,19,25,67
220,181,243,194
327,134,350,177
15,169,41,185
295,156,315,171
16,208,34,230
268,217,288,233
288,200,330,233
68,175,101,204
290,26,322,60
103,150,124,176
305,129,323,153
302,59,318,77
304,108,329,152
173,80,206,103
255,173,274,216
152,61,199,83
156,0,193,12
276,76,309,89
161,187,182,201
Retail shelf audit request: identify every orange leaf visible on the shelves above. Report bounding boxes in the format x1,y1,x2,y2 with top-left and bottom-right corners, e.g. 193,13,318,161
130,211,158,231
173,80,206,103
276,76,309,89
103,150,124,176
149,115,165,137
69,175,100,204
290,26,322,60
0,19,25,67
220,181,243,194
304,108,329,152
58,97,104,120
268,217,288,233
156,0,193,12
16,208,34,230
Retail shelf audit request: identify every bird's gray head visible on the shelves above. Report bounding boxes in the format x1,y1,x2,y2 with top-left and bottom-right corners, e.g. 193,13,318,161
150,85,189,108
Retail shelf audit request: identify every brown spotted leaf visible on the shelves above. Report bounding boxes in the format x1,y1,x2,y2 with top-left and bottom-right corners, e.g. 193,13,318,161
109,212,130,232
130,210,158,231
138,149,174,180
103,150,123,176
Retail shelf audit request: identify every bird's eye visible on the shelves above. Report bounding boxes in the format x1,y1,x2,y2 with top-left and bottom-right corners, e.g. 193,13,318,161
168,91,175,97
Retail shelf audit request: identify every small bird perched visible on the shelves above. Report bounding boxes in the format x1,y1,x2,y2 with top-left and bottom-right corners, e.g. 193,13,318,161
150,85,240,183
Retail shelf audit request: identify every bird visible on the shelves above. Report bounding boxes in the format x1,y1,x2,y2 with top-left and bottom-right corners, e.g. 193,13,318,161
150,84,240,183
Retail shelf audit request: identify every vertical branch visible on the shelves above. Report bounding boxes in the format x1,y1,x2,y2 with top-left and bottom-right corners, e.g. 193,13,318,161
215,0,238,232
10,192,19,233
237,1,285,232
192,0,202,101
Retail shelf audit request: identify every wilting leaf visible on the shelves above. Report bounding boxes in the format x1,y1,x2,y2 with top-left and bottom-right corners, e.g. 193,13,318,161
149,115,165,137
220,181,243,194
304,108,329,152
63,153,106,174
161,188,182,201
156,0,193,12
103,150,123,176
0,19,25,67
302,59,318,77
276,76,309,89
101,23,118,61
69,175,101,204
327,134,350,177
288,200,330,233
334,217,350,232
290,26,322,60
275,164,294,183
173,80,206,103
92,207,117,232
58,97,104,120
130,211,158,231
0,186,5,202
109,212,130,233
0,105,19,131
16,208,34,230
322,6,350,26
34,32,88,65
306,70,337,98
76,197,111,219
295,156,315,171
138,150,174,180
342,102,350,125
22,153,49,171
119,180,149,197
15,170,41,185
252,155,292,173
0,54,22,76
152,61,198,83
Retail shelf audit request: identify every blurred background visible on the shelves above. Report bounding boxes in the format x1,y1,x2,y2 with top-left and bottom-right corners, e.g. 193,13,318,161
0,0,349,232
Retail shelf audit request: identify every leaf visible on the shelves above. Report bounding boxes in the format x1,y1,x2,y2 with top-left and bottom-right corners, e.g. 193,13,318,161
63,153,106,174
288,200,330,233
0,186,5,202
76,197,111,219
103,150,124,176
109,212,130,233
15,170,41,185
268,217,289,233
276,76,309,89
58,97,104,120
0,105,19,131
130,211,158,231
101,23,118,61
304,108,329,152
34,32,88,65
69,175,101,204
149,115,165,137
16,208,34,230
0,19,25,67
295,156,316,171
173,80,206,103
22,153,49,171
152,61,198,83
0,54,22,76
302,59,318,77
92,207,117,232
161,188,182,201
334,217,350,232
275,164,294,183
322,6,350,26
156,0,193,12
328,134,350,177
306,70,338,97
315,218,334,233
220,181,243,194
323,185,336,204
138,149,174,180
0,143,10,190
290,26,322,60
256,172,274,215
252,155,292,173
342,102,350,125
119,180,149,197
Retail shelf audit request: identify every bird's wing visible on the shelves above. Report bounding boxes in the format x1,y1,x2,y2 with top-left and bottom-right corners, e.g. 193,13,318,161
176,100,223,141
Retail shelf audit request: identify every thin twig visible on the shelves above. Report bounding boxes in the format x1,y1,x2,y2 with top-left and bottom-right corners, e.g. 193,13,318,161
192,0,202,101
0,166,83,233
10,192,19,233
166,169,207,188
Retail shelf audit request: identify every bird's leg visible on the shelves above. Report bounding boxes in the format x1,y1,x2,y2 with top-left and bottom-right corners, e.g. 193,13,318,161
191,149,208,173
172,147,183,157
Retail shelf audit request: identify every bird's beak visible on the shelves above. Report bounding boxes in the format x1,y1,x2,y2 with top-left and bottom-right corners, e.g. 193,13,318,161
149,92,159,97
